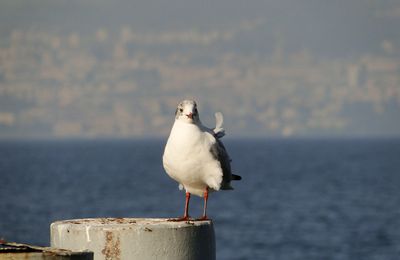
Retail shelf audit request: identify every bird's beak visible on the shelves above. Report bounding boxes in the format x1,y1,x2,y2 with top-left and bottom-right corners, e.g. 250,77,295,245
186,113,193,119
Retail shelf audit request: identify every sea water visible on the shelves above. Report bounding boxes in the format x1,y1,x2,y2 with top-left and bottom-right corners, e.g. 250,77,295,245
0,138,399,260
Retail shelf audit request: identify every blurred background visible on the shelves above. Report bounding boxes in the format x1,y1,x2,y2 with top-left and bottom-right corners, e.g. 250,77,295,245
1,1,400,260
0,0,399,138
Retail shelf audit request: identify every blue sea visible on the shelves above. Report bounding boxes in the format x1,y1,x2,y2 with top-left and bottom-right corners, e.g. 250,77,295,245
1,138,400,260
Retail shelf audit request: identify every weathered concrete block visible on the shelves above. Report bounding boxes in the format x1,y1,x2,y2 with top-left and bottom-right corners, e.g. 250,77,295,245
50,218,215,260
0,241,93,260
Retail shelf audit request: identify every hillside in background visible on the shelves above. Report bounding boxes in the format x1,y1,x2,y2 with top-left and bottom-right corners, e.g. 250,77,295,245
0,0,399,138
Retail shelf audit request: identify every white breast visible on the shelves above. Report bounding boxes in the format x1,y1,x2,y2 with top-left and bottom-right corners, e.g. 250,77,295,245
163,120,223,196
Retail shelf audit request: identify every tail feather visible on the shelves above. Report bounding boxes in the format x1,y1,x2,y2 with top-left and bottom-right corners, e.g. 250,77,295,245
232,174,242,181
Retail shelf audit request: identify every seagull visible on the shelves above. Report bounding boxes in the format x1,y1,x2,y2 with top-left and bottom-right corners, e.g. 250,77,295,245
163,99,241,220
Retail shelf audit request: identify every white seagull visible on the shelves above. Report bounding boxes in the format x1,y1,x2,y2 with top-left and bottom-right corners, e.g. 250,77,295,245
163,99,241,220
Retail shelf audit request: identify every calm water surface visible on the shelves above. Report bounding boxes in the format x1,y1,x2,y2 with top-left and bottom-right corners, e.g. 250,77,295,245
0,139,399,260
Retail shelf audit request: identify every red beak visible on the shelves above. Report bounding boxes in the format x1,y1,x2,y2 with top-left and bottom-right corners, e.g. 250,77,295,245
186,113,193,119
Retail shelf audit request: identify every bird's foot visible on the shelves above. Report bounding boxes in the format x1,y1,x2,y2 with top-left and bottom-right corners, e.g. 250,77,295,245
195,215,209,221
168,216,192,222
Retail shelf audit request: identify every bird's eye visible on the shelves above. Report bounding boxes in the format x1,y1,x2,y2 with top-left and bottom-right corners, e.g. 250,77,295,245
179,108,183,113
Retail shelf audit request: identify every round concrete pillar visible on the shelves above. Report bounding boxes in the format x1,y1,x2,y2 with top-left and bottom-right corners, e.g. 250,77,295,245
50,218,215,260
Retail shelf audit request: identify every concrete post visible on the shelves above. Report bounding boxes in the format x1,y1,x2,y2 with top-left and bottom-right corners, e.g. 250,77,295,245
50,218,215,260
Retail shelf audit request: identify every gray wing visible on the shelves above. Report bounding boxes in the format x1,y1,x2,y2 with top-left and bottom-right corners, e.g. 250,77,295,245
213,112,225,138
210,138,234,190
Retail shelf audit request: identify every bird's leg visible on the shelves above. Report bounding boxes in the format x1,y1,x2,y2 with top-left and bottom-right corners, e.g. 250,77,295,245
183,192,191,219
168,192,192,222
198,188,209,220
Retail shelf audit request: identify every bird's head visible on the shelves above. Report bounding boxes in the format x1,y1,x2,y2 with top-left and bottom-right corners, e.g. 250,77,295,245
175,99,200,124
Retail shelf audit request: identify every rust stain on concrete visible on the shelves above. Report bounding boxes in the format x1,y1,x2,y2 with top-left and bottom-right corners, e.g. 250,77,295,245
101,231,121,260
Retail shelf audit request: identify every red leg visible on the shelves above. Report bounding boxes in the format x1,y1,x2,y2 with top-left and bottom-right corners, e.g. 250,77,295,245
183,192,191,219
170,192,191,221
198,188,209,220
